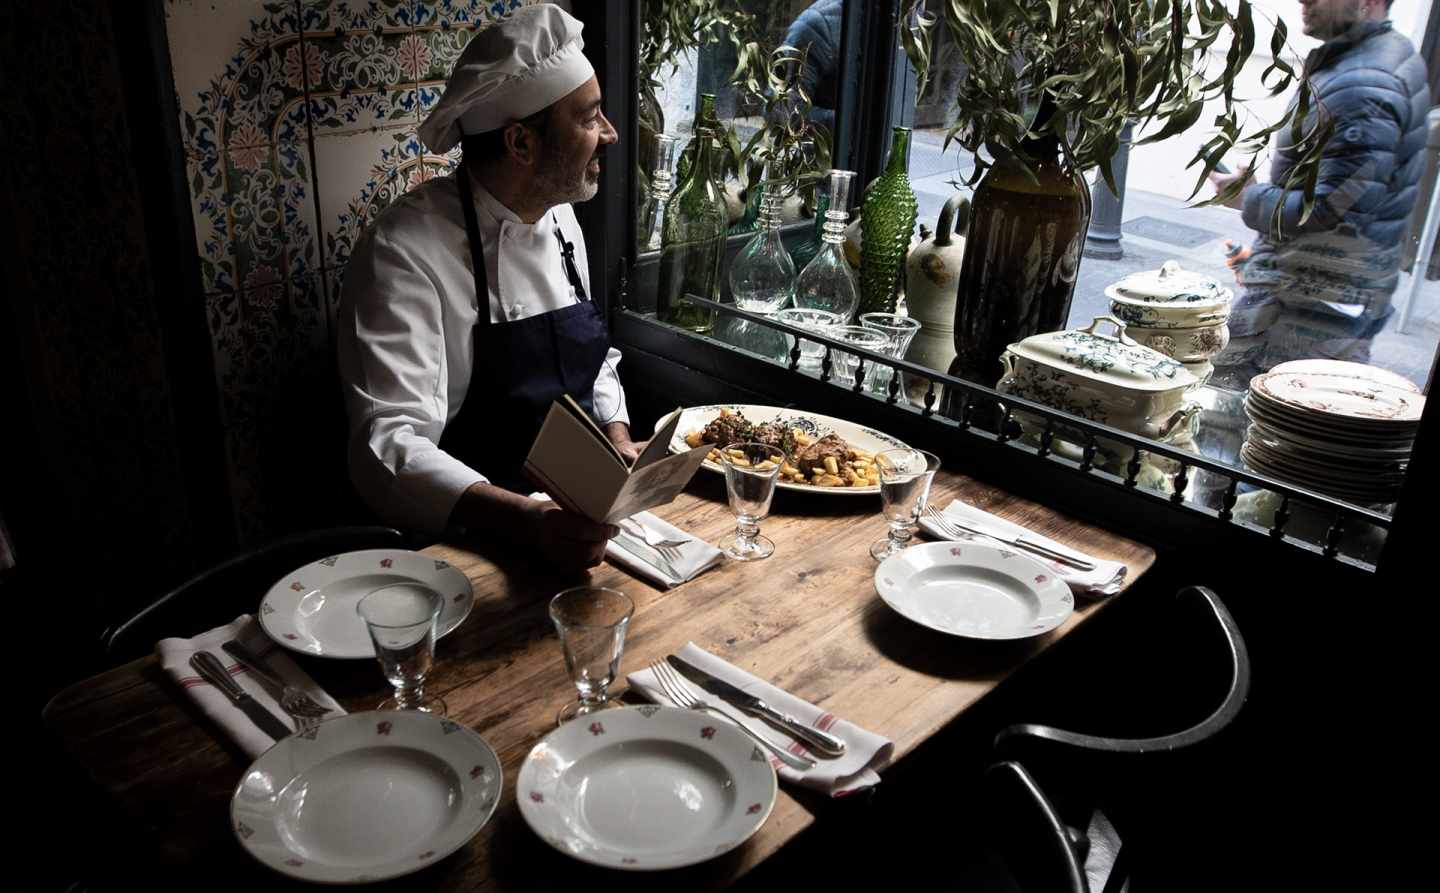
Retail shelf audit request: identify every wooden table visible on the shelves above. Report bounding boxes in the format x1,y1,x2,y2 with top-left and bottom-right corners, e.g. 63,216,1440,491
45,470,1154,889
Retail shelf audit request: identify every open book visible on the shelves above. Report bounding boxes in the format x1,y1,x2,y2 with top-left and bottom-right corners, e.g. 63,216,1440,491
523,397,712,524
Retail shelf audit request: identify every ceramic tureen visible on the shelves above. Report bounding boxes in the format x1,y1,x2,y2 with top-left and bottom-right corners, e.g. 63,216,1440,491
1104,260,1233,384
997,316,1200,441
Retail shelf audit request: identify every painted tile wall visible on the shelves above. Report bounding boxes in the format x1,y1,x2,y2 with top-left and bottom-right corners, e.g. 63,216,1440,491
164,0,534,537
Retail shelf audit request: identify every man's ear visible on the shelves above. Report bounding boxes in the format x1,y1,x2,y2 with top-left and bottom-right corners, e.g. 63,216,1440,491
503,122,539,167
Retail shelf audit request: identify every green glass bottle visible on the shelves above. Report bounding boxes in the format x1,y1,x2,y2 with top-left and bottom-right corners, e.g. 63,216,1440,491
858,127,917,315
657,129,726,333
675,94,721,187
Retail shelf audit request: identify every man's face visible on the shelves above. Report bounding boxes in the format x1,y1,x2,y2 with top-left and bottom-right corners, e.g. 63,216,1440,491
532,76,617,206
1298,0,1367,39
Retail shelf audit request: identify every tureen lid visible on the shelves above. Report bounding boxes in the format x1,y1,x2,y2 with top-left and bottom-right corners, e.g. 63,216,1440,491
1006,317,1197,392
1105,260,1232,307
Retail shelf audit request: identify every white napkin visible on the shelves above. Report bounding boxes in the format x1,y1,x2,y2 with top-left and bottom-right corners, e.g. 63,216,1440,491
608,511,725,589
626,642,893,797
157,615,346,758
917,499,1127,597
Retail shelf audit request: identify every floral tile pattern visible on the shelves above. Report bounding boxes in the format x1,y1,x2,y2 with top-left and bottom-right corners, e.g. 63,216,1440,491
167,0,538,536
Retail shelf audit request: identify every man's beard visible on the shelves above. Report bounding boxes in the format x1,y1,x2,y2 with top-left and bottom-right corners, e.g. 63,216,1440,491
534,140,600,206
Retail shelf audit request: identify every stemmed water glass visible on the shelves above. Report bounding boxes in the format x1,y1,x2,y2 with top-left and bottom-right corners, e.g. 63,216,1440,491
356,582,447,714
871,449,941,560
549,586,634,725
719,442,786,561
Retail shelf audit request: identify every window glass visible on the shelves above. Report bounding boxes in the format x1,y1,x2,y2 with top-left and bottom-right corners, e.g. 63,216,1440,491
636,0,843,255
903,0,1437,541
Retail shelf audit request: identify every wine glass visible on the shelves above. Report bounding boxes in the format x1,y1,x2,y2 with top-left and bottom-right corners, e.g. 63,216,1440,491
871,449,940,560
719,442,786,561
356,583,447,714
550,586,634,725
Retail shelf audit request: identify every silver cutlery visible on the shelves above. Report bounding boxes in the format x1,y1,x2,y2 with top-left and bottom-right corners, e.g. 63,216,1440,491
221,640,331,732
618,518,688,557
925,505,1097,571
666,655,847,757
614,528,684,581
649,660,815,771
189,651,293,741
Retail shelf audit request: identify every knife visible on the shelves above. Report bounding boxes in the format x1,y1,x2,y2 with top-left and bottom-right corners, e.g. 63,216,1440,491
189,651,292,742
666,655,847,757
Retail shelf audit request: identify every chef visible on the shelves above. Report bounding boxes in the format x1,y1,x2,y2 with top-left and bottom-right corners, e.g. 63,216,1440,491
337,4,634,570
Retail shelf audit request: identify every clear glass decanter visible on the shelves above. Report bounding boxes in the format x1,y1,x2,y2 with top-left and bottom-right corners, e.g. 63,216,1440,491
721,159,795,357
638,134,678,252
656,127,726,333
793,169,860,322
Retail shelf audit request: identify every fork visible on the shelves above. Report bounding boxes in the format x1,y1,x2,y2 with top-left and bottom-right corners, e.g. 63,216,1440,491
650,660,815,771
619,518,688,553
222,640,331,731
924,505,1096,571
617,518,687,565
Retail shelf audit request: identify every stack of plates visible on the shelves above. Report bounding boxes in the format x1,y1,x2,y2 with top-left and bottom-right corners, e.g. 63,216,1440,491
1241,360,1424,505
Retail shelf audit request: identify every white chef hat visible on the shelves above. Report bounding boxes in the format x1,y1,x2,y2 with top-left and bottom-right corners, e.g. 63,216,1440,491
417,3,593,155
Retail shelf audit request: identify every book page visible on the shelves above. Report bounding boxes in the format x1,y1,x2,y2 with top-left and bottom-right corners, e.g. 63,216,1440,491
633,406,684,470
524,402,630,523
601,442,711,524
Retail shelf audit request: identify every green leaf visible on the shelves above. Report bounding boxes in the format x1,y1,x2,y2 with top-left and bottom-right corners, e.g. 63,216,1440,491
1136,98,1204,145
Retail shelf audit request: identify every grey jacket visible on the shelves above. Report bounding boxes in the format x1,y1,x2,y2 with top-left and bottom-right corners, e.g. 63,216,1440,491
1242,20,1431,318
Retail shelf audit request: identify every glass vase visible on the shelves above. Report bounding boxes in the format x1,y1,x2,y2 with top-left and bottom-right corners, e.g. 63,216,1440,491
858,127,918,316
656,128,726,333
794,169,860,322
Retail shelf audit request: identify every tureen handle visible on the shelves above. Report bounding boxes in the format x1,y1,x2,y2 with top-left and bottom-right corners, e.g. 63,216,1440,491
1079,316,1139,347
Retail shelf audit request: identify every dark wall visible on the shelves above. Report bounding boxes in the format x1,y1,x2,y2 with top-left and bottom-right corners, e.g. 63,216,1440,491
1,1,232,671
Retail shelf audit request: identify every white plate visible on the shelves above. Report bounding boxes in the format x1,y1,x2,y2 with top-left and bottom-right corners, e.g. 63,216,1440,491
874,541,1074,640
1250,371,1424,425
232,711,502,884
517,705,777,871
1268,359,1420,393
667,403,913,495
260,549,474,659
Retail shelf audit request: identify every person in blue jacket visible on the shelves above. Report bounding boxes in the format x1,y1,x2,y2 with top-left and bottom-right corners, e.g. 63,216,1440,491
1208,0,1431,383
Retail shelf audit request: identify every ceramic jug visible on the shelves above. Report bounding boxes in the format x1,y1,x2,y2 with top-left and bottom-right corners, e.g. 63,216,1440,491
903,194,969,402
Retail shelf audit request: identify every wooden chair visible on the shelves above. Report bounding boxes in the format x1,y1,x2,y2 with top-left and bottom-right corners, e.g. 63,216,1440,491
103,525,407,663
986,585,1252,892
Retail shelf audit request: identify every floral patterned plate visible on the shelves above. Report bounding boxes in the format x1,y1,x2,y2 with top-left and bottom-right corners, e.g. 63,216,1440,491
259,549,474,659
666,403,912,495
231,711,502,885
518,705,777,871
874,541,1074,640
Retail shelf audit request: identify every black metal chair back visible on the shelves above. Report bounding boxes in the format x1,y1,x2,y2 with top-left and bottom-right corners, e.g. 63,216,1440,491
103,525,407,663
989,585,1252,892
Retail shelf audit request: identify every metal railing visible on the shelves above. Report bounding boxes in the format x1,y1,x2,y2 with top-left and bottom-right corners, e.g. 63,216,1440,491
644,295,1394,570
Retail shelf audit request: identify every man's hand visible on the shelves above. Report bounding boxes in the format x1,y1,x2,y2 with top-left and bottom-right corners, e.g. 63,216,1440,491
603,422,647,465
526,501,619,571
1207,165,1251,211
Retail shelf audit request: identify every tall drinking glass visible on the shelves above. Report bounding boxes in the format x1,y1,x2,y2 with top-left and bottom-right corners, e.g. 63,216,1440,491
775,307,842,370
719,442,785,561
871,449,940,560
357,583,447,714
827,325,891,388
859,312,922,402
550,587,634,725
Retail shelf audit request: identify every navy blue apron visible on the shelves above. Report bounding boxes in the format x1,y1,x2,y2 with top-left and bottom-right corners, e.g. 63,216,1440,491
439,162,611,492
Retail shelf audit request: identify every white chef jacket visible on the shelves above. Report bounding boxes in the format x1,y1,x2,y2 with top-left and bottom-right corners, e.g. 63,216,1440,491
337,172,628,535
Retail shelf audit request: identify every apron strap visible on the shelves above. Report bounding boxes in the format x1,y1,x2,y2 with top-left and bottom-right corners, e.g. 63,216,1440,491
456,160,492,329
553,216,589,302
